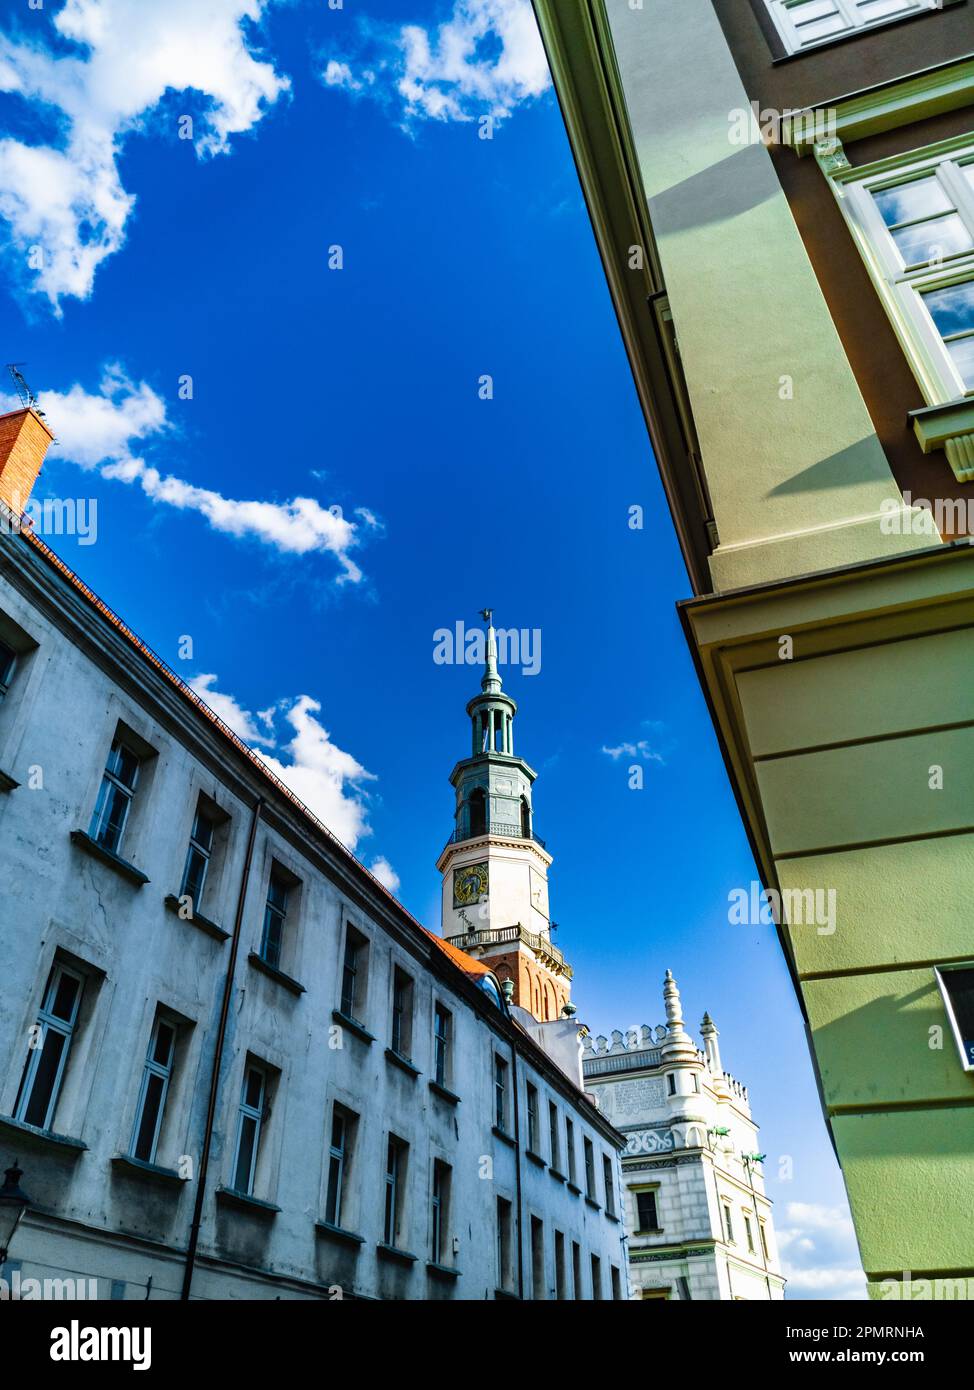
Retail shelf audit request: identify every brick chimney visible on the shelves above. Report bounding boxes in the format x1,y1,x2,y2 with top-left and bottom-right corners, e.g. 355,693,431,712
0,407,55,514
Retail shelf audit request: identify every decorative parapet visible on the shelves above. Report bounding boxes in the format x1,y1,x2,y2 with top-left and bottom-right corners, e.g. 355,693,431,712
583,1025,667,1055
445,921,572,978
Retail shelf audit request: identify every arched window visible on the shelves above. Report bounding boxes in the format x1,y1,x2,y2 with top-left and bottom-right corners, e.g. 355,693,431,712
469,788,487,838
520,795,530,839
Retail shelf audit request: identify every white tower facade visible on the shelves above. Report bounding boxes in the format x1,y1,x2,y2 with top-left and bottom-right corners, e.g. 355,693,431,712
436,613,572,1021
582,973,785,1301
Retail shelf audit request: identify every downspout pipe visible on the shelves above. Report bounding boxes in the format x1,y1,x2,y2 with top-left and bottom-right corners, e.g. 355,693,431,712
180,796,262,1301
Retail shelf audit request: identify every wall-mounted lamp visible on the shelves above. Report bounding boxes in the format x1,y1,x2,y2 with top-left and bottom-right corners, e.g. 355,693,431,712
0,1161,31,1265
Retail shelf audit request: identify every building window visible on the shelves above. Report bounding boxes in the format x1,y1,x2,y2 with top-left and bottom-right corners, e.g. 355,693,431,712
340,927,368,1021
494,1054,508,1130
591,1253,603,1301
723,1202,735,1244
526,1082,540,1154
390,967,414,1059
744,1214,756,1254
692,1072,700,1093
431,1160,451,1263
935,963,974,1069
583,1137,596,1200
383,1136,408,1248
635,1187,660,1234
325,1105,355,1229
760,1221,771,1260
530,1216,545,1300
433,1004,452,1087
232,1063,266,1196
259,870,289,971
554,1230,567,1299
611,1265,623,1301
835,143,974,404
131,1014,177,1164
602,1154,616,1217
571,1240,582,1300
14,963,84,1131
0,638,15,701
89,739,140,854
548,1101,561,1171
565,1116,577,1185
667,1072,676,1096
765,0,938,57
180,806,215,912
496,1197,513,1292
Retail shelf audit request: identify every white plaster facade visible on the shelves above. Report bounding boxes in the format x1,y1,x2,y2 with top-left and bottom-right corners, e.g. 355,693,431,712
583,974,785,1301
0,515,627,1302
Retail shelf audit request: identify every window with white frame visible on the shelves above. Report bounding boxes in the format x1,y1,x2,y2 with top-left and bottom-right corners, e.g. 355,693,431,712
494,1053,508,1131
383,1134,408,1247
180,805,216,912
260,869,290,971
390,967,414,1059
89,739,140,855
324,1104,355,1228
766,0,940,57
340,926,368,1021
433,1003,452,1088
935,962,974,1069
834,140,974,402
131,1013,177,1164
14,963,84,1131
430,1159,451,1264
232,1063,267,1196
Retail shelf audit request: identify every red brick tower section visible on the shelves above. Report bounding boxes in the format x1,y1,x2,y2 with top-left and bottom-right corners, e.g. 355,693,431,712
0,407,56,514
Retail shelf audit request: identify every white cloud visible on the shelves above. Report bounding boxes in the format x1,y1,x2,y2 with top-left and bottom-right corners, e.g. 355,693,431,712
4,367,374,580
778,1201,867,1301
188,673,276,746
601,739,665,764
369,856,401,893
323,0,550,125
0,0,289,307
192,678,391,862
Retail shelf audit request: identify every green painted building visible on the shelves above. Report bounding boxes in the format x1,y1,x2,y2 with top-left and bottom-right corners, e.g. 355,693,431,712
533,0,974,1295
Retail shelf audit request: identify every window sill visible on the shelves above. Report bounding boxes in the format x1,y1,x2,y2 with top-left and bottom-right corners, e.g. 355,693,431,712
494,1287,519,1300
331,1009,375,1045
376,1243,418,1266
0,1113,87,1153
566,1181,582,1197
428,1079,461,1105
315,1220,365,1249
215,1186,280,1216
385,1048,420,1078
909,397,974,483
111,1154,186,1187
247,952,306,995
427,1261,460,1281
605,1210,620,1224
70,830,149,886
164,894,229,941
525,1149,546,1169
584,1195,601,1211
635,1228,664,1237
0,768,18,792
492,1125,516,1148
548,1167,567,1184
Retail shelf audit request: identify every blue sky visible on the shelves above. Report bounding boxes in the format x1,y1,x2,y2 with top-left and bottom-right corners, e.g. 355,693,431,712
0,0,863,1297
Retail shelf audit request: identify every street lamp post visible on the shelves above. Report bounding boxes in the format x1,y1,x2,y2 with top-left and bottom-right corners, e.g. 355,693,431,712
0,1161,31,1265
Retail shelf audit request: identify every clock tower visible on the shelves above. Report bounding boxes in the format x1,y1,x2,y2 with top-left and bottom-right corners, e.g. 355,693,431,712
436,612,573,1021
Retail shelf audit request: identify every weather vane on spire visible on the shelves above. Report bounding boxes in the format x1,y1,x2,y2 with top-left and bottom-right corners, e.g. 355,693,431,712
480,607,493,626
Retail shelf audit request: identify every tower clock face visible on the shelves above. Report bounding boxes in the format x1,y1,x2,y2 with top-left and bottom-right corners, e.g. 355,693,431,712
453,862,488,908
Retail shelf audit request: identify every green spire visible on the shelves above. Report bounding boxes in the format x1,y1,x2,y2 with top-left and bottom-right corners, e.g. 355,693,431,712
480,607,503,695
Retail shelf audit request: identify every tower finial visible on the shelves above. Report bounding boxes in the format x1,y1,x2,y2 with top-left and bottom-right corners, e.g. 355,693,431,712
479,607,502,695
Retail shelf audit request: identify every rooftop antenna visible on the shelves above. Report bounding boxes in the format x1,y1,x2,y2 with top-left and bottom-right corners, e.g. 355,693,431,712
6,363,45,418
